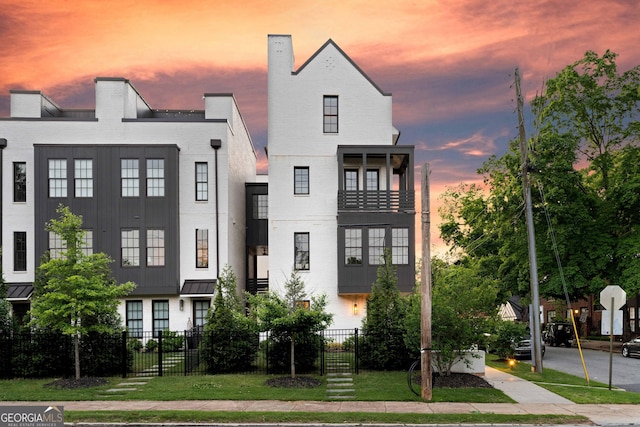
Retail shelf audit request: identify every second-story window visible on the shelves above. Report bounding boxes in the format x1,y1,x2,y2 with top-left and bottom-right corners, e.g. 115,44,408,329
196,229,208,268
392,228,409,265
48,159,67,198
253,194,268,219
74,159,93,198
14,162,26,202
14,231,27,271
146,229,165,267
121,159,139,197
147,159,165,197
294,167,309,195
323,95,338,133
368,228,386,265
294,232,310,270
195,162,208,201
345,228,362,265
121,229,140,267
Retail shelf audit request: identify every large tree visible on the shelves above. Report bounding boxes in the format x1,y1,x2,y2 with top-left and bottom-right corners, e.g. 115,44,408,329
440,50,640,301
29,205,135,379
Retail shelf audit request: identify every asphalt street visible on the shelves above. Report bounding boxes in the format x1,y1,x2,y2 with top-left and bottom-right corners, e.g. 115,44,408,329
534,345,640,392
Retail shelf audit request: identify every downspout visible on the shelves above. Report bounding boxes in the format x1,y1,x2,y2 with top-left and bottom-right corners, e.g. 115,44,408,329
211,139,222,277
0,139,7,262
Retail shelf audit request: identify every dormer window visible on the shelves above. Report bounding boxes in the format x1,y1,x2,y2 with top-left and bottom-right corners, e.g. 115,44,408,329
323,96,338,133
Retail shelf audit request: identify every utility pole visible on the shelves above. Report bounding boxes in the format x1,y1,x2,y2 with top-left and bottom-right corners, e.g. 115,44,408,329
421,163,432,399
515,68,543,373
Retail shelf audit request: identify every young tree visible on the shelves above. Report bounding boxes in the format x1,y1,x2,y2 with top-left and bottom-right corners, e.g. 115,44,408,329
406,258,499,375
201,264,258,373
360,250,410,370
29,205,135,379
247,269,333,378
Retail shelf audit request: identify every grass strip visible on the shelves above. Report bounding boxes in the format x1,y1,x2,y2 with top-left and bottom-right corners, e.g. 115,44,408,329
65,410,589,425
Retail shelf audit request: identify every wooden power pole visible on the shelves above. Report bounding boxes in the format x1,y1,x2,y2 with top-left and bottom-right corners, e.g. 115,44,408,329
515,68,543,373
421,163,432,399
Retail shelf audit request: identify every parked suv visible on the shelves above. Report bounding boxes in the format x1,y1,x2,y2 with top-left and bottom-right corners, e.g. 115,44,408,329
543,321,574,347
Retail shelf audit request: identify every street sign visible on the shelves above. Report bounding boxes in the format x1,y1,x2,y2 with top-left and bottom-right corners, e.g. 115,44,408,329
601,310,623,335
600,285,626,310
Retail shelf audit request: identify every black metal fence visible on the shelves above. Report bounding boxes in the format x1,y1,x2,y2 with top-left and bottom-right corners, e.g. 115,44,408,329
1,328,366,379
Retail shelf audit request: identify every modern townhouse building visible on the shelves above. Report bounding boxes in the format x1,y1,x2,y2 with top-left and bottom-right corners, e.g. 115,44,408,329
261,35,416,329
0,78,257,336
1,35,416,334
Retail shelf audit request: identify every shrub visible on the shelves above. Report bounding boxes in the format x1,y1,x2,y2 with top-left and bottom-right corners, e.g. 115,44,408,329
161,330,184,352
491,321,528,360
145,339,158,353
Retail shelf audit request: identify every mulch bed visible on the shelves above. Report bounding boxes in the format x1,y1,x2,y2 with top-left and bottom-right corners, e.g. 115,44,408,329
432,372,493,388
266,376,323,388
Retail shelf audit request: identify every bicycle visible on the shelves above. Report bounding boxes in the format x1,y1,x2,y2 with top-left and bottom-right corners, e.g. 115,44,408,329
407,348,433,396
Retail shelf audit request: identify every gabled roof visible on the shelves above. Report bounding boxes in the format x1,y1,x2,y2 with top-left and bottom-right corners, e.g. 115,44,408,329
294,39,391,97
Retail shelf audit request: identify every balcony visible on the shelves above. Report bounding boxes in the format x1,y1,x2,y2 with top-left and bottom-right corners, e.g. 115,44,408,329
246,278,269,295
338,190,415,212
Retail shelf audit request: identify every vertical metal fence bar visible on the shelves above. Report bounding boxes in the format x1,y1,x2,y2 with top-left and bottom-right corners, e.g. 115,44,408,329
121,330,128,378
355,328,359,375
158,330,163,377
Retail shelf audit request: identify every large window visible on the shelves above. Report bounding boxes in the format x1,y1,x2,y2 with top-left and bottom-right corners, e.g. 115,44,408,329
195,162,208,201
194,300,210,329
392,228,409,265
74,159,93,198
345,169,358,191
121,159,139,197
366,169,379,191
49,230,93,259
13,162,26,202
14,231,27,271
147,159,165,197
368,228,386,265
294,232,310,270
196,229,208,268
121,229,140,267
152,300,169,338
48,159,67,197
294,167,309,195
253,194,268,219
323,95,338,133
48,232,66,260
126,300,143,338
146,229,165,267
345,228,362,264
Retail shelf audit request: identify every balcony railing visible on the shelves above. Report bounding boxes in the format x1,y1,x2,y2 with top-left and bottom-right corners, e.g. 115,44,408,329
246,278,269,295
338,190,415,212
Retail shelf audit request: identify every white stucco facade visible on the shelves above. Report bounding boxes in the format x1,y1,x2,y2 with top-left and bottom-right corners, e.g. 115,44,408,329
267,35,411,329
1,78,257,332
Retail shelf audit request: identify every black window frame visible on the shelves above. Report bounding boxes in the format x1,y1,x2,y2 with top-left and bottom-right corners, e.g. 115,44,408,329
294,167,309,195
195,162,208,201
323,95,338,133
14,231,27,271
294,232,310,270
126,300,143,338
13,162,26,202
152,300,169,338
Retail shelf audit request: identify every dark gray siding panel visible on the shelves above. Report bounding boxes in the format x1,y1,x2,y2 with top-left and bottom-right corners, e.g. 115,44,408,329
245,183,268,246
337,211,415,294
34,145,180,296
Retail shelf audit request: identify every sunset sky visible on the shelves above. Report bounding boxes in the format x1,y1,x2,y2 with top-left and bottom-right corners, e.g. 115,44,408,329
2,0,639,256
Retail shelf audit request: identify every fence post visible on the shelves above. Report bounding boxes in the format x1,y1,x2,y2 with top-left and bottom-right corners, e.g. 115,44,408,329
158,330,163,377
184,330,188,376
354,328,359,375
320,330,327,376
121,330,128,378
265,331,270,375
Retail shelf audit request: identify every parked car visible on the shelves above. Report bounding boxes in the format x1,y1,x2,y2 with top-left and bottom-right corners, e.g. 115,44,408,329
514,339,545,359
543,321,574,347
622,338,640,358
